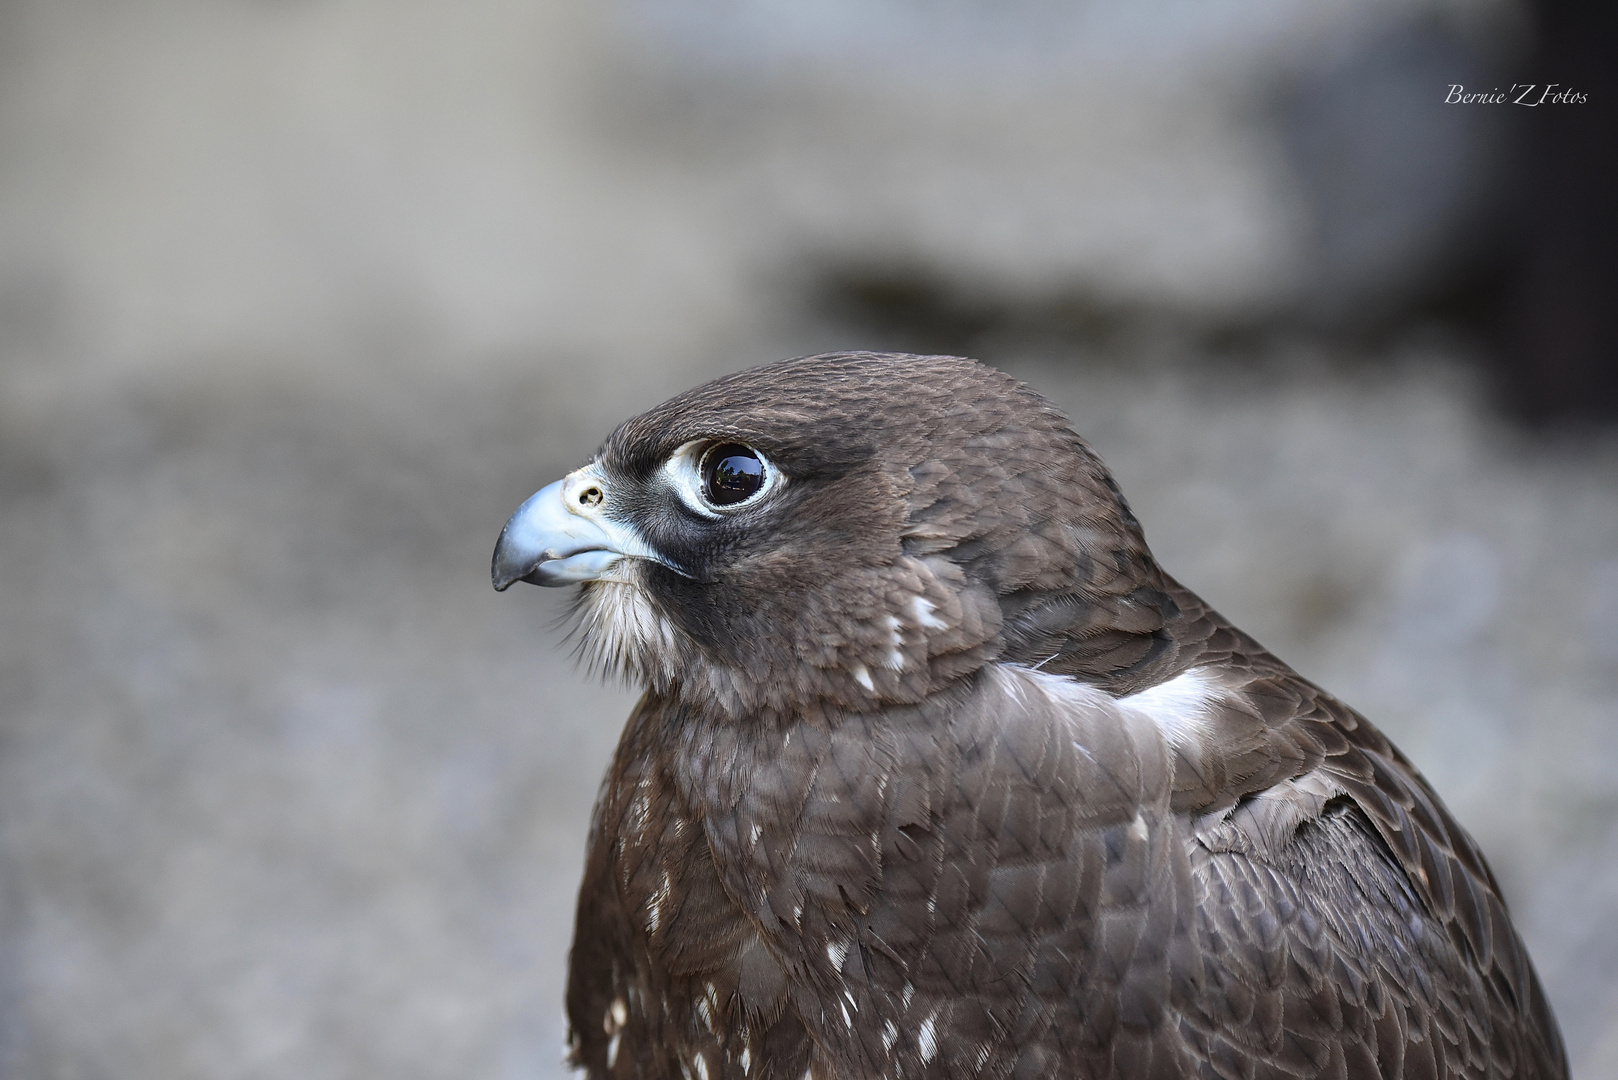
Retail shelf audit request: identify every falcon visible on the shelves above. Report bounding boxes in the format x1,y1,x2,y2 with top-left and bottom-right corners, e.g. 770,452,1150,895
491,352,1566,1080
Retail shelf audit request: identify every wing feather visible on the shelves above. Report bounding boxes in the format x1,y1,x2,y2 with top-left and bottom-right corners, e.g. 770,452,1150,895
568,580,1566,1079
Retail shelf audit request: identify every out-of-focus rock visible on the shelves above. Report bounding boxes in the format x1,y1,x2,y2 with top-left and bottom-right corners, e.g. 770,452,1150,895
1276,13,1525,328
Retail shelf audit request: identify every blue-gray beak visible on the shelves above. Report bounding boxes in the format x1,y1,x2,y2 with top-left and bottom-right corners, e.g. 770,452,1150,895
492,467,647,590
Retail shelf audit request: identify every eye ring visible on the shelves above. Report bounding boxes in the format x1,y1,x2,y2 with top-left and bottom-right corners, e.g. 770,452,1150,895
699,443,768,507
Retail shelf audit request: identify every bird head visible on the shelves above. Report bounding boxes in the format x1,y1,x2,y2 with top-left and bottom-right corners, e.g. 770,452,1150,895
493,353,1168,718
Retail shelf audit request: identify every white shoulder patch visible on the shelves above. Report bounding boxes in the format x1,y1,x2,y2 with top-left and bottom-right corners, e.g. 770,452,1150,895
1119,667,1219,750
992,663,1115,713
994,663,1220,752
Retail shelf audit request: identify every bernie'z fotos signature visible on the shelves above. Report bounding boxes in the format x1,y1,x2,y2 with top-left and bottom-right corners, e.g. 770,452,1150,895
1446,84,1588,105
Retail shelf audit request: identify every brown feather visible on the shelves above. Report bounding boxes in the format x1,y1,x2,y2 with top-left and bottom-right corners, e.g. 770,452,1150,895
508,353,1570,1080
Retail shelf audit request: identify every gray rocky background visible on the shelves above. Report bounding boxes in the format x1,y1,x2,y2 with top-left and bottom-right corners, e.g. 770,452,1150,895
2,1,1615,1077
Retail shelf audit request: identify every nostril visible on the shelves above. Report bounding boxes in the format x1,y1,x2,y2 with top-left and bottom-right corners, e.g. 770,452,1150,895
579,486,603,506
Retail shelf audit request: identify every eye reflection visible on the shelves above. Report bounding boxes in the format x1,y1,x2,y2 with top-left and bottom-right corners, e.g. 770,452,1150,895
702,444,765,506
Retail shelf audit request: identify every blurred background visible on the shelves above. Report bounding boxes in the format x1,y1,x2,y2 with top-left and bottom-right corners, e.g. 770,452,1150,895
1,0,1614,1076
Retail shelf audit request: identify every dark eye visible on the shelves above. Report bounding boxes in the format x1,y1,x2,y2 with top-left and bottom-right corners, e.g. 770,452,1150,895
701,444,765,506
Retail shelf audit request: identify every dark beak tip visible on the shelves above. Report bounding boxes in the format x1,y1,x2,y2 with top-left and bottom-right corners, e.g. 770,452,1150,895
491,547,527,592
491,559,530,592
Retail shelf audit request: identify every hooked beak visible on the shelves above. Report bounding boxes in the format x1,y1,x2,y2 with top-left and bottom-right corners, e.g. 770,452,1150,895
492,467,641,590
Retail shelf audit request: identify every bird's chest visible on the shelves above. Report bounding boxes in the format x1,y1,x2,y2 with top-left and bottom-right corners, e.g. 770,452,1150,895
595,748,820,1071
613,715,887,992
607,764,755,982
